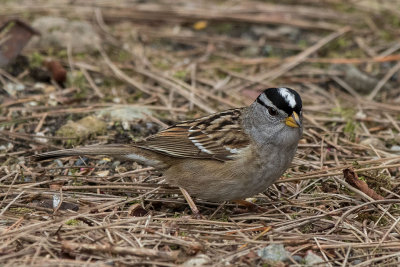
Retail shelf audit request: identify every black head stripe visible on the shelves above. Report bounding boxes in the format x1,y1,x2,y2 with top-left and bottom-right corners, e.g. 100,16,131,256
260,88,302,115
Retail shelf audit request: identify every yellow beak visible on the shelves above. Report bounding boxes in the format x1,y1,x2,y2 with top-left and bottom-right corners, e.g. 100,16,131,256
285,111,301,128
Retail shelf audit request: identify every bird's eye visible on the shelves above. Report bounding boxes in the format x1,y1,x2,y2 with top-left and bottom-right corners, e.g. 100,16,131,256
267,107,278,116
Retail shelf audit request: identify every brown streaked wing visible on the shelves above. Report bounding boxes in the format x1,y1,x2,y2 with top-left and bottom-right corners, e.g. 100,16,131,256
134,108,250,161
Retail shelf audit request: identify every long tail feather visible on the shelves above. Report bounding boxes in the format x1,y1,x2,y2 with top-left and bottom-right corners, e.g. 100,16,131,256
32,144,134,161
32,144,165,167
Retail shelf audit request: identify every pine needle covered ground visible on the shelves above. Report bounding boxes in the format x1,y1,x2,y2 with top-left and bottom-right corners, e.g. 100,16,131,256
1,0,400,266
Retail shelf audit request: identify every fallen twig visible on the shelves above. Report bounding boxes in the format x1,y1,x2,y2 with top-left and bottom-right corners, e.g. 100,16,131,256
61,241,179,260
343,168,385,200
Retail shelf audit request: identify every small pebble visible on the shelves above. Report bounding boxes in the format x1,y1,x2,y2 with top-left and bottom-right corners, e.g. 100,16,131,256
257,244,290,262
182,254,211,267
75,157,89,166
292,255,304,263
34,132,48,143
17,156,25,164
390,145,400,152
122,121,130,130
29,16,100,53
360,137,386,151
305,251,327,266
53,194,61,209
96,170,109,177
55,159,63,167
112,161,121,169
4,83,25,96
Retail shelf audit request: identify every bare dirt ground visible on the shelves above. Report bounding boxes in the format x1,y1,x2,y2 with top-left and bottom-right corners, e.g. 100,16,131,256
1,0,400,266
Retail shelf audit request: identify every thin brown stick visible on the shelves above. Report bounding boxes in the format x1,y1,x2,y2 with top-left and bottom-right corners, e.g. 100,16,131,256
61,241,179,260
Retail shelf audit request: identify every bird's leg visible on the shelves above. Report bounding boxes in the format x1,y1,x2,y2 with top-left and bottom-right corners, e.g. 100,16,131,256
233,199,268,213
179,187,202,218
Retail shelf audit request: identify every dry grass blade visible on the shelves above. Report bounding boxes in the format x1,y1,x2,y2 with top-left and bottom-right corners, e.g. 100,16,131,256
62,241,179,260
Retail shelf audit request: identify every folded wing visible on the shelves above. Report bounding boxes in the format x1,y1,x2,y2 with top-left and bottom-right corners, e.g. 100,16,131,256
135,109,250,161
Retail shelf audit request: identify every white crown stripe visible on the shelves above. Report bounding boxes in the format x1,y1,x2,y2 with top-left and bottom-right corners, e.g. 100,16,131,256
278,87,296,108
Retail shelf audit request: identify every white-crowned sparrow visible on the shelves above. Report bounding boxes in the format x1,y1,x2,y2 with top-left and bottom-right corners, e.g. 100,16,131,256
34,87,303,202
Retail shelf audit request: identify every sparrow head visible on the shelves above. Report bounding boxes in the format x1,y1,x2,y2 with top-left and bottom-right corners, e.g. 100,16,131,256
256,87,302,128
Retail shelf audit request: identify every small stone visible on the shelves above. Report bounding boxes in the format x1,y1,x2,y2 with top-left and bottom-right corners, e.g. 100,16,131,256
98,107,152,122
257,244,290,262
390,145,400,152
94,77,103,84
0,143,13,151
4,83,25,96
56,116,106,147
53,194,61,209
95,170,109,177
292,255,304,263
48,94,58,106
34,132,48,143
112,161,121,169
75,157,89,166
17,156,25,164
33,83,46,91
240,46,260,57
122,121,130,131
332,64,389,94
304,251,327,266
181,254,211,267
355,110,366,119
360,138,385,150
29,17,100,53
55,159,63,167
351,259,362,265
